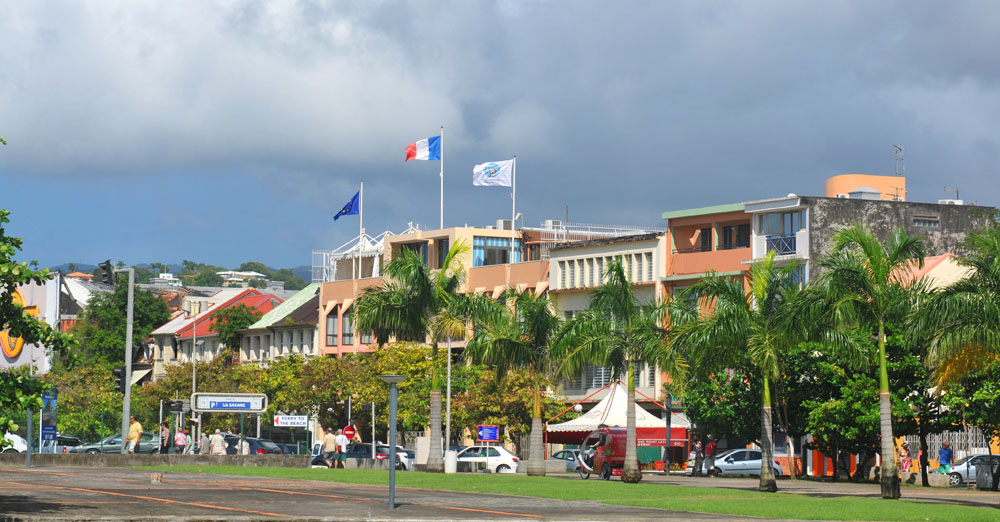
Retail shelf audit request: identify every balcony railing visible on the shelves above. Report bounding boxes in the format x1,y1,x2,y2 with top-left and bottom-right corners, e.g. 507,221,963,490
766,234,797,255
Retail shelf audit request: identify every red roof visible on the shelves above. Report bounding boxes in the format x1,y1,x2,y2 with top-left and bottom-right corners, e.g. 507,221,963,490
176,289,283,339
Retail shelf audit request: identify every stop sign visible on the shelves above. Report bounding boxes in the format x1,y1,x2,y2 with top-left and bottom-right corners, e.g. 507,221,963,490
343,426,356,439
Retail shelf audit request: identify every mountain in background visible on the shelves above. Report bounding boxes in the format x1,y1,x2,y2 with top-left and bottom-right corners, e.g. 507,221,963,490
49,262,314,289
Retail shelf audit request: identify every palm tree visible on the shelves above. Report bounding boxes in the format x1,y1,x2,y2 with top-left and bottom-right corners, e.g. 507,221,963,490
670,250,803,492
354,241,469,472
463,287,562,476
816,223,925,499
555,258,686,483
908,226,1000,377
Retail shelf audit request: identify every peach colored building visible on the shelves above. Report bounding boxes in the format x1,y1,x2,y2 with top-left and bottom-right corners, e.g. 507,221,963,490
824,173,906,201
661,203,753,298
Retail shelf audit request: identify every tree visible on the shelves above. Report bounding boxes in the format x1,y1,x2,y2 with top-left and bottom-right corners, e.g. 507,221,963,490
210,304,263,364
354,242,469,472
190,270,224,287
271,268,307,291
671,251,809,492
74,278,171,363
67,263,77,273
683,366,762,447
0,209,76,447
555,258,686,483
463,288,562,476
814,223,925,499
239,262,272,277
46,360,121,441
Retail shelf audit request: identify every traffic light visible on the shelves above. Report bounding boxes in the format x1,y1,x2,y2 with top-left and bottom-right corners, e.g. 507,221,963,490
112,366,127,394
99,259,115,285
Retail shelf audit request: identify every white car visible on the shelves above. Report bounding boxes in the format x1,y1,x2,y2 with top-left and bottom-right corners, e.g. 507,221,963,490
3,432,28,453
455,445,519,473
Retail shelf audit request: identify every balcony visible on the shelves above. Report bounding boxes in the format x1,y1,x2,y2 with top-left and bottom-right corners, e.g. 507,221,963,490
765,234,796,255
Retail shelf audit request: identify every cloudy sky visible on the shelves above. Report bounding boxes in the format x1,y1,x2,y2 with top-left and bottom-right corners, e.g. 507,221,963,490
3,1,999,269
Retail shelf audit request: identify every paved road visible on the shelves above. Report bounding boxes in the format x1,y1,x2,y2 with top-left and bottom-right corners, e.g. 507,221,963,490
0,466,753,521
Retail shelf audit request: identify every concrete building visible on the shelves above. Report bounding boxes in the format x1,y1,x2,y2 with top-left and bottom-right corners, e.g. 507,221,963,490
548,232,669,404
240,284,321,365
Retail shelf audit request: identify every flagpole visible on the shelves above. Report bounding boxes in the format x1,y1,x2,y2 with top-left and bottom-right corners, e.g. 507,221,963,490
358,181,363,279
511,155,516,264
439,126,444,229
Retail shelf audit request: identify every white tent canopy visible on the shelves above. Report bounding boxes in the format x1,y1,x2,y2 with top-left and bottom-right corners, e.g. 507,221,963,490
548,382,690,434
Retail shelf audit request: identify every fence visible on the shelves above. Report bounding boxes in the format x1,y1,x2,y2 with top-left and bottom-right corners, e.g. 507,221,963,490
903,426,992,463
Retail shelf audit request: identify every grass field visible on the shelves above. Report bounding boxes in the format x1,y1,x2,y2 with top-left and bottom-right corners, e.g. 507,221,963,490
143,466,1000,522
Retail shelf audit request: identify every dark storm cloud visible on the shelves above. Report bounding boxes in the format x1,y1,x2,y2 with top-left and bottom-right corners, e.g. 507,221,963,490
1,1,998,266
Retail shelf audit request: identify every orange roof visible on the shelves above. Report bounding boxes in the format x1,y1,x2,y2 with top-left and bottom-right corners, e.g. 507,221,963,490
176,289,283,339
66,272,94,279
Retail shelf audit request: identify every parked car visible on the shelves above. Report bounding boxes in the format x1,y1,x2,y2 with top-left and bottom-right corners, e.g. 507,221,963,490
686,448,783,477
455,445,519,473
223,435,284,455
552,449,581,471
2,432,28,453
375,444,412,470
71,432,160,454
277,443,300,455
946,454,1000,486
42,435,86,454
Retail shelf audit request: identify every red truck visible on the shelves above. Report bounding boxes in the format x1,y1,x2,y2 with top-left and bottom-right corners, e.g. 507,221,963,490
576,427,639,480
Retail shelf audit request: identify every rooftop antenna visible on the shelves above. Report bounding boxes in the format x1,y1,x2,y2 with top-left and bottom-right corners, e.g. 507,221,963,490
893,145,905,176
944,186,960,200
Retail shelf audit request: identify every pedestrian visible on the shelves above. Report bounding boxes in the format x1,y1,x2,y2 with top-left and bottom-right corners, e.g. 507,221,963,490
199,432,209,455
899,442,912,473
705,436,717,477
209,428,226,456
238,433,250,456
938,441,953,474
184,430,192,454
127,416,142,454
692,436,704,477
323,428,338,468
335,428,350,469
174,429,187,455
160,422,171,454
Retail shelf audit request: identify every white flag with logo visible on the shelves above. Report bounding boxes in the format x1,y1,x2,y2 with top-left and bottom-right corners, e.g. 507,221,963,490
472,159,514,187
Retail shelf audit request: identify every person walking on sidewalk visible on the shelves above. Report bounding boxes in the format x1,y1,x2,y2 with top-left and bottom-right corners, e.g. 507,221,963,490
938,442,954,474
705,436,718,477
127,416,142,454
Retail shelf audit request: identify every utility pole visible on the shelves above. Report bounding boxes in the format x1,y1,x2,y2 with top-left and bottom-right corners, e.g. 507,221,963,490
116,267,135,454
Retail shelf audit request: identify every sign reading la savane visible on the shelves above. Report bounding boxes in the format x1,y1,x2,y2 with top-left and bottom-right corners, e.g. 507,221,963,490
274,415,308,427
191,393,267,413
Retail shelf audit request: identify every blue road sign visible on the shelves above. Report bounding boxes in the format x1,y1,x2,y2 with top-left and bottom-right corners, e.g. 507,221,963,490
208,401,250,410
476,425,499,442
41,425,57,441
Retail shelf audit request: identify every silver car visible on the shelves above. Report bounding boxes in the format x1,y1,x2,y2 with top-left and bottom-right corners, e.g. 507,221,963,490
687,448,783,477
552,449,581,471
946,454,1000,486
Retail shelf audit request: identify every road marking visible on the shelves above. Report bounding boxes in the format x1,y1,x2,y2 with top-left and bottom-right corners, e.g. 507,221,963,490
250,486,542,518
0,481,288,518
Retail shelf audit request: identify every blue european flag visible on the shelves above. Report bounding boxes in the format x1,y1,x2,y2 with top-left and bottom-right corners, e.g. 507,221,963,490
334,191,360,221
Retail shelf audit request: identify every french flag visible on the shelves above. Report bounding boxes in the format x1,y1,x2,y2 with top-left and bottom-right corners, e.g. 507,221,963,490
404,135,441,161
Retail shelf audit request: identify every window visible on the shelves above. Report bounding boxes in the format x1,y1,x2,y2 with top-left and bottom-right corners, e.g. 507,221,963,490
326,312,338,346
914,218,940,228
563,373,583,391
699,228,712,252
436,238,450,268
569,260,576,287
361,331,372,344
472,236,521,267
737,223,751,247
587,259,594,286
401,242,428,264
587,366,612,388
559,261,566,289
342,314,354,345
646,253,653,281
722,225,735,250
634,255,642,282
564,310,575,320
597,257,604,283
760,210,806,235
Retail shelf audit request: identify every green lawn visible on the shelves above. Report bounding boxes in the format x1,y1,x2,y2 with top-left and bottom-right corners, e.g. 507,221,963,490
141,466,1000,522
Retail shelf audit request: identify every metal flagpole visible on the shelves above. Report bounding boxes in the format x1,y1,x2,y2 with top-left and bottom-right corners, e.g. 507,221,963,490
439,126,444,229
357,181,363,279
510,155,516,263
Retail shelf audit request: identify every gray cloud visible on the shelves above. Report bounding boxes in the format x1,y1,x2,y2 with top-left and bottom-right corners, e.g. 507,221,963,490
2,1,999,266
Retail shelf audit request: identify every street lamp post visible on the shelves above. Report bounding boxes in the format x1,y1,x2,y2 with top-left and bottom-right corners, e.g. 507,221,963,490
115,267,134,454
380,374,405,510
